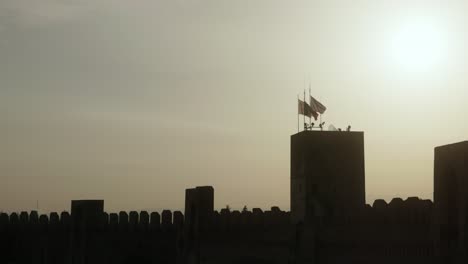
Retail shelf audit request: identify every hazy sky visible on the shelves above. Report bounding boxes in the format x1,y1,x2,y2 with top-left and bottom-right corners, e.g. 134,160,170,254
2,0,468,213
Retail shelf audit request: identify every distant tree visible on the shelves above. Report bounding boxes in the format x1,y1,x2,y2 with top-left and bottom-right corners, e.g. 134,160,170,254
225,205,231,212
242,205,248,212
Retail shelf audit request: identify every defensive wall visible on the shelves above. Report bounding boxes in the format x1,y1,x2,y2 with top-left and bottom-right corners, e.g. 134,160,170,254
1,137,467,263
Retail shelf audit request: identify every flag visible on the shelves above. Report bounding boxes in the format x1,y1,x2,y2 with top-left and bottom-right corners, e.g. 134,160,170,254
310,110,318,121
298,99,306,115
304,102,317,120
310,96,326,114
298,99,313,118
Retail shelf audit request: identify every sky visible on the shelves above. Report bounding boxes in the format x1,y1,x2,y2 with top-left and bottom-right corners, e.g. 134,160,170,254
2,0,468,213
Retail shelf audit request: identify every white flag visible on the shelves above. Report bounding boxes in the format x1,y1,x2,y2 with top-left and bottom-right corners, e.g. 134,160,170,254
309,96,326,114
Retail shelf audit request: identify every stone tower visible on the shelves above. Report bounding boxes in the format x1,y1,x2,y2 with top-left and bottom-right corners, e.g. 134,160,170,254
434,141,468,262
70,200,105,264
290,130,365,224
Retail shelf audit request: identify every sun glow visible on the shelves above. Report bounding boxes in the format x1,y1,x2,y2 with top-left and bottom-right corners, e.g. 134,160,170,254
389,21,447,73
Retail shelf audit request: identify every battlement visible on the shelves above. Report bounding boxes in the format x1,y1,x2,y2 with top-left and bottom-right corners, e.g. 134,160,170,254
2,135,468,263
0,191,458,264
366,197,433,226
211,207,290,231
0,209,185,231
0,196,436,235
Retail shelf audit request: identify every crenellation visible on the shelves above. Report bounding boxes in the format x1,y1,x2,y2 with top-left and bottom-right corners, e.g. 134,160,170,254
372,199,387,210
109,213,118,229
60,211,71,230
39,214,48,225
161,210,172,229
150,212,160,230
129,211,138,231
10,212,19,226
119,211,129,230
173,211,184,229
30,210,39,225
139,211,149,230
19,211,29,225
0,213,8,228
49,212,59,226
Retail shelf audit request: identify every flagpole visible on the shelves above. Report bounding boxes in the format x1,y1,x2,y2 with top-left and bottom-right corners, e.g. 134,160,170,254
309,84,313,130
303,90,306,131
297,94,299,133
308,85,311,129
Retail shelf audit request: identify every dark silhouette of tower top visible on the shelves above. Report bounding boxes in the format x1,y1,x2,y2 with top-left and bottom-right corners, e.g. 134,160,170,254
291,130,365,224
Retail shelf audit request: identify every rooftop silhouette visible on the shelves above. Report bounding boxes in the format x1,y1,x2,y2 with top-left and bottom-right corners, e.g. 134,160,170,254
1,131,467,263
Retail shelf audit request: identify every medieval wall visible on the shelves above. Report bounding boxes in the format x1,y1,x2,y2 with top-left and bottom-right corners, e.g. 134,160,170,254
0,209,181,264
0,195,463,264
2,140,468,264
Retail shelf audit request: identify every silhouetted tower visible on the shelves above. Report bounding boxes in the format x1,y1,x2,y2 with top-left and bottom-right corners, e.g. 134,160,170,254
183,186,214,263
70,200,105,264
434,141,468,262
185,186,214,231
290,130,365,224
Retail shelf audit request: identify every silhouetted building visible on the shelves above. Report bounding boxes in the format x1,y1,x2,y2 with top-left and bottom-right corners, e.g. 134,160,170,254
2,134,468,264
70,200,105,264
290,130,365,224
185,186,214,232
434,141,468,263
